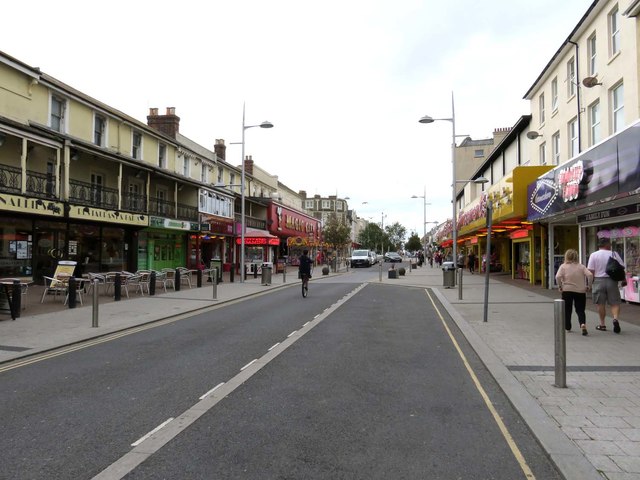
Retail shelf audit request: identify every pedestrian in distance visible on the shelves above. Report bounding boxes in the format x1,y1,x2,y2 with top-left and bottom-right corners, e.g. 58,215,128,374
555,249,593,335
468,251,476,274
587,237,625,333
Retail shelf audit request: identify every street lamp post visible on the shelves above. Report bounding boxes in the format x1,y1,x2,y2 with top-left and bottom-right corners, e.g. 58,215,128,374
239,103,273,283
411,185,431,254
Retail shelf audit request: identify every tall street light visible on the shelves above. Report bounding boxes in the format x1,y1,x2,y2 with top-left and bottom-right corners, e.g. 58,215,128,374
411,185,431,253
239,103,273,283
419,92,463,272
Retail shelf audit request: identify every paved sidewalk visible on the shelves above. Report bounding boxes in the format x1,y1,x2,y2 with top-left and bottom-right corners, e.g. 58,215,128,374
1,263,639,479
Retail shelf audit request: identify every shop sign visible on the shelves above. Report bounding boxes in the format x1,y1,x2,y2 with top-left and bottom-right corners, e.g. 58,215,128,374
69,206,148,226
529,179,558,217
0,193,64,216
149,216,199,230
577,204,640,223
268,204,319,240
236,237,280,246
557,160,592,202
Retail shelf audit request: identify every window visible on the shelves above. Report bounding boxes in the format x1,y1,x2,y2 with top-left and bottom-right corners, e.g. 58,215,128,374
132,132,142,159
612,82,624,133
127,182,143,211
229,173,235,187
589,101,601,146
91,173,104,206
474,149,484,158
568,118,578,158
94,114,106,146
609,6,620,56
321,200,331,209
567,57,576,98
50,95,66,132
588,34,597,76
538,93,545,124
156,189,167,216
158,144,166,169
201,164,208,183
181,154,189,177
46,161,55,196
304,200,314,209
539,142,546,165
552,131,560,165
551,77,558,112
217,166,223,184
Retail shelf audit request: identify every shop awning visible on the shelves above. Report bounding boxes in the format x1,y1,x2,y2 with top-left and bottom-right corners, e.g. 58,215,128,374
440,239,453,248
236,227,280,246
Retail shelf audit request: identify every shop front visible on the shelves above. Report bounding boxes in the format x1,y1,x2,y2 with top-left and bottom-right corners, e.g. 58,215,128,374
266,203,321,269
200,216,234,273
528,120,640,292
140,217,200,271
236,227,280,275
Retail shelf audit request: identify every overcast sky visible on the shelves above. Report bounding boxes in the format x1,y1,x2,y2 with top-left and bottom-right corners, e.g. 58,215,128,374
1,0,592,236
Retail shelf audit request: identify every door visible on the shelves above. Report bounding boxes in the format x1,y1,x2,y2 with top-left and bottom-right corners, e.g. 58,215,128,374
34,221,67,284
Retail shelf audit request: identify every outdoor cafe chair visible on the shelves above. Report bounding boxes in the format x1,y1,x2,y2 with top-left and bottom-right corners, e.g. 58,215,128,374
176,267,193,288
161,268,176,290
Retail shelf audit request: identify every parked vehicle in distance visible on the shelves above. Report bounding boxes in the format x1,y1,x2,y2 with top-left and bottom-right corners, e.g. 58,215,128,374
369,251,378,265
350,249,372,267
384,252,403,263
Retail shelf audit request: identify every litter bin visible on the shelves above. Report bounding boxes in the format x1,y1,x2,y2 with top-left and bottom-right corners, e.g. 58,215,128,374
442,261,456,288
261,262,273,285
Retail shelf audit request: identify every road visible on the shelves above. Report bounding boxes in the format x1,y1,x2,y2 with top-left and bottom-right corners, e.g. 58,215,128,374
0,267,562,479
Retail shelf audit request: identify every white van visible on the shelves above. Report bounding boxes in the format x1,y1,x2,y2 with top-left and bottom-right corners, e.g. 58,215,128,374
350,249,371,268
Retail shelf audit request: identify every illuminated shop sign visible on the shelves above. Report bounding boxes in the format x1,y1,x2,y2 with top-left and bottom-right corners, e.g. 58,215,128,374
236,237,280,246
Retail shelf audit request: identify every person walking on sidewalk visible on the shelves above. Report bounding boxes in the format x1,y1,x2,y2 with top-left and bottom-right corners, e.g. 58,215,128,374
556,249,593,335
587,237,624,333
468,251,476,274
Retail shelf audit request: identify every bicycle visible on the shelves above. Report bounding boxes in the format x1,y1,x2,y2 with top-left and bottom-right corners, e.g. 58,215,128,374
300,269,312,298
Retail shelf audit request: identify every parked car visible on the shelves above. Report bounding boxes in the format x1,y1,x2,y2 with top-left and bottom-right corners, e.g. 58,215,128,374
369,251,378,265
350,249,372,267
384,252,403,263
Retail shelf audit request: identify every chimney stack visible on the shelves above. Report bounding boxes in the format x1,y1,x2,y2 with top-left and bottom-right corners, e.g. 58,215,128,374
214,139,226,161
243,155,254,175
147,107,180,138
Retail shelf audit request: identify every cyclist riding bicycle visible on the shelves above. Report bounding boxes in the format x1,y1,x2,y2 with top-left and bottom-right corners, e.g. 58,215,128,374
299,249,313,297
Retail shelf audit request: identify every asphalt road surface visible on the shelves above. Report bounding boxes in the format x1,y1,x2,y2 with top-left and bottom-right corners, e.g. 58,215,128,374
0,277,561,479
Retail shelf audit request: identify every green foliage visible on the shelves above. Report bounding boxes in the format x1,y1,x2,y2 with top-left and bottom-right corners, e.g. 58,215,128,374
323,212,351,249
405,233,422,252
385,222,407,252
357,222,388,251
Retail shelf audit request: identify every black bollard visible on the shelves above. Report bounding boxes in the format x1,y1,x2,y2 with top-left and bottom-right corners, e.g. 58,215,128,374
253,264,258,279
68,277,77,309
150,271,156,296
230,264,235,283
175,269,181,291
197,269,202,288
114,273,121,301
12,280,21,318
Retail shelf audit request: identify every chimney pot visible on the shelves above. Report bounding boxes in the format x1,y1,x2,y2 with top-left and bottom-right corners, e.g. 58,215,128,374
149,107,158,116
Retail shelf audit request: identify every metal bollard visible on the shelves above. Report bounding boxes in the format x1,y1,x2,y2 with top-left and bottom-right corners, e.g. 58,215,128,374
458,267,463,300
150,271,156,296
175,269,181,291
283,265,286,283
114,273,121,301
253,264,258,279
379,262,382,282
230,264,235,283
11,280,21,318
68,277,77,309
197,269,202,288
92,279,99,327
554,299,567,388
212,267,218,300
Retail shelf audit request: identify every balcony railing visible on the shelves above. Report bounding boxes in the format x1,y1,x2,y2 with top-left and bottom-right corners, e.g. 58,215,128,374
235,214,267,230
0,163,21,194
121,191,148,214
149,197,176,219
69,179,118,209
26,171,57,199
176,202,199,222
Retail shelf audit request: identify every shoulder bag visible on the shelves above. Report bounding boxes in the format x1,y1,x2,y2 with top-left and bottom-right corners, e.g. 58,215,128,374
605,253,626,282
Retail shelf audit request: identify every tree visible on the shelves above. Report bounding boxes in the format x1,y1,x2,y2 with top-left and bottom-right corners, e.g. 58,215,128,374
323,213,351,251
385,222,407,252
357,222,385,251
405,232,422,252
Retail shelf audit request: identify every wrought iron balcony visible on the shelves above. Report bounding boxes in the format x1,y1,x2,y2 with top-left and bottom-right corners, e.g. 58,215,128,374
0,163,21,194
69,179,118,209
176,202,199,222
121,191,148,214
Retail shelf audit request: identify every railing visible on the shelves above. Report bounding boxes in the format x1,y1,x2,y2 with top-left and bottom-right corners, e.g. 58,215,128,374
176,202,199,222
121,191,148,214
235,214,267,230
0,163,21,194
26,170,57,199
149,197,176,218
69,179,118,209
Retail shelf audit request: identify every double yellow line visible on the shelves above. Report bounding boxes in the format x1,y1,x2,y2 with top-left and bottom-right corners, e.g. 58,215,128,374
425,289,535,480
